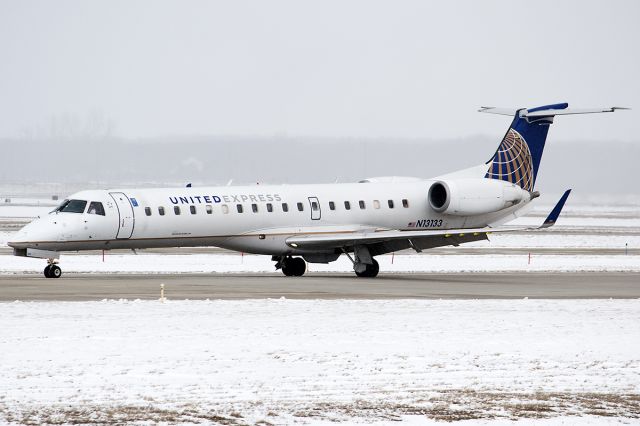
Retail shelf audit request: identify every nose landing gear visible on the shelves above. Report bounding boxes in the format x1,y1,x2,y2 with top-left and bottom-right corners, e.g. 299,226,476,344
44,259,62,278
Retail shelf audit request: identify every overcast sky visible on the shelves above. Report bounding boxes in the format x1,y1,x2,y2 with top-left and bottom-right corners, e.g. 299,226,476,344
0,0,638,141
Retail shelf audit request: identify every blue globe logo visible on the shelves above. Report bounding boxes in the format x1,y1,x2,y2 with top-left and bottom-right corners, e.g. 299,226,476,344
485,129,534,191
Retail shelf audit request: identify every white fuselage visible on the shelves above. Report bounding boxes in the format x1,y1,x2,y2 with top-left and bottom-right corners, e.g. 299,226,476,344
9,172,531,257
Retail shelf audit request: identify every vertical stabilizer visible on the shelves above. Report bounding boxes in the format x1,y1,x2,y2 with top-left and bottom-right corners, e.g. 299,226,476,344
484,103,568,191
480,103,626,191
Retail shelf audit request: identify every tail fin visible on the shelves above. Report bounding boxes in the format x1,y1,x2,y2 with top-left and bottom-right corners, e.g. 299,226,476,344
484,103,567,191
480,103,626,191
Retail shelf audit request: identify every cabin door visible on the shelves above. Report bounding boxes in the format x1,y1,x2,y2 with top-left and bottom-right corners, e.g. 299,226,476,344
308,197,321,220
109,192,135,239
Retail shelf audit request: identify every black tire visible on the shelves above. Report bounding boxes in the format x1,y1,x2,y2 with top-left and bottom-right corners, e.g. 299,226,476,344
355,258,379,278
49,265,62,279
282,261,296,276
291,257,306,276
43,265,52,278
282,257,306,277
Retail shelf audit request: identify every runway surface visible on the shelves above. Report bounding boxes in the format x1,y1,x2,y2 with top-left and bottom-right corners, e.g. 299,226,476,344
1,272,639,300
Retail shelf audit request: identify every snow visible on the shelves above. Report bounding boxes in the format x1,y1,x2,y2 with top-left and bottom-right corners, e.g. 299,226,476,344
0,299,638,424
510,215,640,229
0,231,13,246
0,197,58,206
1,251,639,274
1,201,639,424
0,198,56,219
379,418,638,425
462,232,638,249
1,228,637,252
0,205,52,219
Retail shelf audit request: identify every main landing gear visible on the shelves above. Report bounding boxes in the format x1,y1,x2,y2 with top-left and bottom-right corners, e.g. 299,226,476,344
354,258,379,278
343,246,380,278
273,256,307,277
274,248,381,278
44,259,62,279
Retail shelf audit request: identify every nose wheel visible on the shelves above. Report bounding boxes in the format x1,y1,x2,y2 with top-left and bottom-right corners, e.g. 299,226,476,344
44,262,62,278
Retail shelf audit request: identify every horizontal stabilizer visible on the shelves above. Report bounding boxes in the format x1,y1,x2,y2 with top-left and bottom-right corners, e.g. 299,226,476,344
479,106,629,117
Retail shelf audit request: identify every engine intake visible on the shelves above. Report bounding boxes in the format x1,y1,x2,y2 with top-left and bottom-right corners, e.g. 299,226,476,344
428,179,530,216
428,181,450,212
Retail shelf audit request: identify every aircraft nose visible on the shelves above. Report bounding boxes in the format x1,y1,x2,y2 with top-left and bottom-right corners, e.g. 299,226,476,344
7,218,51,249
7,227,33,249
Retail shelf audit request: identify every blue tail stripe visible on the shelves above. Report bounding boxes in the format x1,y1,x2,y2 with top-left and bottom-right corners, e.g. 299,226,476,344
527,103,568,113
504,144,516,178
512,117,551,184
500,158,508,177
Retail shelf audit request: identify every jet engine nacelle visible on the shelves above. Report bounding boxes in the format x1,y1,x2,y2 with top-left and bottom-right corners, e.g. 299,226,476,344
428,179,531,216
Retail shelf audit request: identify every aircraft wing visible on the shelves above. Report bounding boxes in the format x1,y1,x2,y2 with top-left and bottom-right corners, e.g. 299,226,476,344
287,226,505,252
286,190,571,254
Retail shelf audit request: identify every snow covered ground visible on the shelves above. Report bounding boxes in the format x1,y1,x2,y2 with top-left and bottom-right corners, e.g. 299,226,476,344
2,252,640,275
0,227,637,252
1,200,639,425
0,202,55,219
0,299,638,424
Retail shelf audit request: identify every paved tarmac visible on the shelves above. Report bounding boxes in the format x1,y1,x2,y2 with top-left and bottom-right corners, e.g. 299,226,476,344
0,272,639,300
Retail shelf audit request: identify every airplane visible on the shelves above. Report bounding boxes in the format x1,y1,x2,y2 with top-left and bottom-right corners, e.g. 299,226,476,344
8,103,626,278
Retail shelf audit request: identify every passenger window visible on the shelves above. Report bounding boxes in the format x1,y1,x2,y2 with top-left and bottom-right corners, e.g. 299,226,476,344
266,203,273,212
359,200,366,209
344,201,351,210
373,200,380,209
87,201,105,216
158,206,165,216
329,201,335,210
237,204,243,213
206,205,213,214
402,199,409,208
252,203,258,213
297,202,304,212
388,200,394,209
174,206,181,215
221,204,229,214
282,203,289,212
145,207,152,216
311,201,319,211
190,205,196,214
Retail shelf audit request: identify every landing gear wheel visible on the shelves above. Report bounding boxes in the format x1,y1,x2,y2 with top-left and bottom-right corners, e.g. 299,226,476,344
355,258,379,278
282,261,295,276
49,265,62,278
281,257,306,277
44,264,62,278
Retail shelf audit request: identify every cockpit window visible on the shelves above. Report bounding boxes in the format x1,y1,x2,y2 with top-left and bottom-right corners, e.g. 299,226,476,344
51,200,67,213
87,201,105,216
55,199,88,213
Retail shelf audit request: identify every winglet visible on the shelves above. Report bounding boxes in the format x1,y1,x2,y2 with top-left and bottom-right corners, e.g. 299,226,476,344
540,189,571,228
